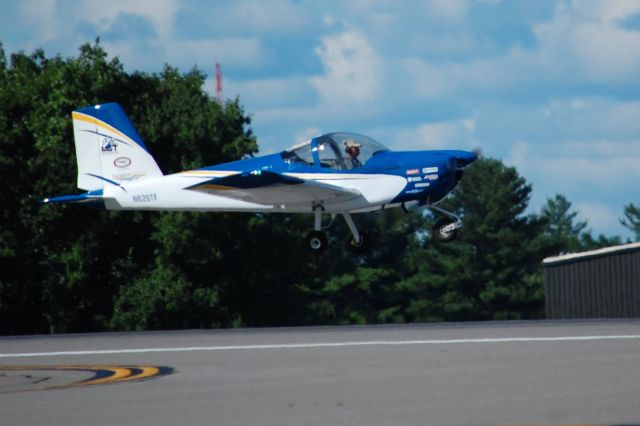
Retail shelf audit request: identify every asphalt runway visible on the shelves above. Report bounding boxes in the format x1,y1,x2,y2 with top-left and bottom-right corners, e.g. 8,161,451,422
1,320,639,426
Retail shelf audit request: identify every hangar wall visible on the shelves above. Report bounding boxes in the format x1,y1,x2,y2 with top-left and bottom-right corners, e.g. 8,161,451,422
543,242,640,319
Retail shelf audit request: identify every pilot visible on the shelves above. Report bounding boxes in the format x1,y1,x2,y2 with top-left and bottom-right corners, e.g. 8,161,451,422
344,139,362,168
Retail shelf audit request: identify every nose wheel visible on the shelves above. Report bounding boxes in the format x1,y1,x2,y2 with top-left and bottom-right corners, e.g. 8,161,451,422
433,217,458,242
428,205,463,243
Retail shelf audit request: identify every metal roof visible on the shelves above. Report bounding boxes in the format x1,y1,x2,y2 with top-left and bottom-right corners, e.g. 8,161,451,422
543,241,640,266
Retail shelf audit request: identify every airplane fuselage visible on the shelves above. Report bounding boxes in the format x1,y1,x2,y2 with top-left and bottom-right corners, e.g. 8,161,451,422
99,149,474,214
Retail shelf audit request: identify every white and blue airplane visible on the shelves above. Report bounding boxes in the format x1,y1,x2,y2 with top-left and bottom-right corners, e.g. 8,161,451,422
42,103,477,254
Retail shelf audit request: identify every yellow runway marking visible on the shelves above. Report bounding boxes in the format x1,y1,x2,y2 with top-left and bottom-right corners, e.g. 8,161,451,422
0,365,172,392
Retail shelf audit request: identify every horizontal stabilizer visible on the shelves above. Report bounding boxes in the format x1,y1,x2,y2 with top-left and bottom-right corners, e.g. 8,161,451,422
40,190,106,209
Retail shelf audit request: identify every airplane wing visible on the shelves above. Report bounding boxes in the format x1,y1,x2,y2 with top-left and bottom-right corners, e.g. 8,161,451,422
186,170,363,206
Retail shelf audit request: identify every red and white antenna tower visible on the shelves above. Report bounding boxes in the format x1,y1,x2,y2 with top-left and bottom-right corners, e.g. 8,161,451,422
215,63,223,105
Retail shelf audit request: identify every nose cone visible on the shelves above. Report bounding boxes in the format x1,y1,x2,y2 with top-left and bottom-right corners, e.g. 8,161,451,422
454,150,477,168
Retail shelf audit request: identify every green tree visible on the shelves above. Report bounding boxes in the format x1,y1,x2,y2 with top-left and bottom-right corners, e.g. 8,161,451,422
539,194,624,253
621,203,640,241
540,194,587,254
399,158,555,321
0,40,256,333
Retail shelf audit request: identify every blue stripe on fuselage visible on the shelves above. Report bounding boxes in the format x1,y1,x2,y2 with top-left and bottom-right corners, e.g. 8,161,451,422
196,149,475,204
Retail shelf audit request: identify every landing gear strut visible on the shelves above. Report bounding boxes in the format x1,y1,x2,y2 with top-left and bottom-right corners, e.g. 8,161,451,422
306,206,329,254
343,212,369,255
306,207,369,255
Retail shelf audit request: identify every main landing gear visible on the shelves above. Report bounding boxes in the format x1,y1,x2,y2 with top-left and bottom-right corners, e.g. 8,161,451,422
305,208,369,255
305,204,463,254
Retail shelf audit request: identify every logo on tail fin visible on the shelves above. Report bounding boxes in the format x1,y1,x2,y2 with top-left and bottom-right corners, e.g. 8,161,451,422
101,136,118,153
114,157,132,168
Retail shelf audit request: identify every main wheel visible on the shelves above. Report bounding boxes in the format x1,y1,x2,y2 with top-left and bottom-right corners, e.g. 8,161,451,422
306,231,328,254
433,218,458,243
347,231,370,254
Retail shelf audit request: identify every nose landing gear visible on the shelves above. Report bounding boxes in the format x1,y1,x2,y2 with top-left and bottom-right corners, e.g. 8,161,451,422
429,205,462,243
433,217,458,242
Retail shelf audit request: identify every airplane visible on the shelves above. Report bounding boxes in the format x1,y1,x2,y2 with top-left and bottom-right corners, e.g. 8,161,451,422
42,102,477,254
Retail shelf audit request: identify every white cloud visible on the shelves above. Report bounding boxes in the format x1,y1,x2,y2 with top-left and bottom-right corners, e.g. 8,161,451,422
570,22,640,80
19,0,57,42
102,37,267,73
323,15,337,27
401,58,450,99
394,1,640,102
559,139,640,157
399,43,543,102
311,29,383,108
572,0,640,22
425,0,468,24
211,1,312,35
574,201,620,235
169,38,265,69
538,156,640,189
74,0,179,39
533,1,640,83
505,141,529,174
294,127,323,144
223,77,313,109
606,102,640,136
380,117,477,151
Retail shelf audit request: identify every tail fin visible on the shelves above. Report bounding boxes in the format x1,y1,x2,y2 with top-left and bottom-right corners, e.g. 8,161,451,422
72,102,163,190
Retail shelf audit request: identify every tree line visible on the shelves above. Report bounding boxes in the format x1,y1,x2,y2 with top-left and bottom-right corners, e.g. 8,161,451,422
1,41,638,334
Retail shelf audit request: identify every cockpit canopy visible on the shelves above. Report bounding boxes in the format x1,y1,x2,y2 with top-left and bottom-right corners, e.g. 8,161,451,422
281,132,389,170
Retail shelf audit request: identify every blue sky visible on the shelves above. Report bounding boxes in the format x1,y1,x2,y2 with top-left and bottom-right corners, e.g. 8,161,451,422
2,0,639,238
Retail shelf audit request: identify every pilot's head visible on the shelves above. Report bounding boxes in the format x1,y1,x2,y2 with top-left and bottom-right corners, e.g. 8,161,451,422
344,139,362,156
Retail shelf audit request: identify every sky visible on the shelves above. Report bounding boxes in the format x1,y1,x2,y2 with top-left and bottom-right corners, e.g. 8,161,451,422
1,0,639,238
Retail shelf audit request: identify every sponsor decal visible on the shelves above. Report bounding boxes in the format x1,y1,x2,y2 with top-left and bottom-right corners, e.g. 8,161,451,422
406,189,422,194
406,169,420,175
114,157,131,168
132,193,157,203
415,182,430,188
422,166,439,174
113,172,146,181
425,174,439,181
407,176,422,183
101,136,118,154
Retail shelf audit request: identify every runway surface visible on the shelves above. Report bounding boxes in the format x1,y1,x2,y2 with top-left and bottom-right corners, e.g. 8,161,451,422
1,320,639,426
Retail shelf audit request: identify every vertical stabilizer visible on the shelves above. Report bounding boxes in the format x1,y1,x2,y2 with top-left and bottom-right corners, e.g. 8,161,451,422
72,103,163,190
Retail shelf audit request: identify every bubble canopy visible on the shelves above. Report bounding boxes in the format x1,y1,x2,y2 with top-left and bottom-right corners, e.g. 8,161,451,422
282,132,389,170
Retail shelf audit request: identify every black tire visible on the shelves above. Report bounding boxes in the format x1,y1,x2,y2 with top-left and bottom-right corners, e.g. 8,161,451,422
306,231,328,254
433,218,458,243
347,231,370,255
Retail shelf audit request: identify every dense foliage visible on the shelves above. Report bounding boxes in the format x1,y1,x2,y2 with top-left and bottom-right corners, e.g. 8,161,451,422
0,42,632,334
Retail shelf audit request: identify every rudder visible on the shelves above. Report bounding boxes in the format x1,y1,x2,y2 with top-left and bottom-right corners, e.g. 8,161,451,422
72,103,163,190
